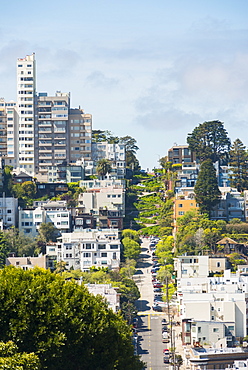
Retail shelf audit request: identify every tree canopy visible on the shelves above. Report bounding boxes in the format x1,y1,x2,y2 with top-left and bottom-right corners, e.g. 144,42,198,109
229,138,248,192
96,158,112,179
194,159,221,217
0,267,143,370
187,120,231,162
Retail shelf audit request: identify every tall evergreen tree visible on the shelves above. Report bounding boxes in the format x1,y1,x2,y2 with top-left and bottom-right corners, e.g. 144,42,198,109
194,159,221,217
187,120,231,162
96,158,112,179
229,138,248,192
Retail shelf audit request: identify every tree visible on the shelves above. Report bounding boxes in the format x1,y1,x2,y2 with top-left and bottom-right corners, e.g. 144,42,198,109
229,139,248,191
122,237,141,260
21,181,36,199
0,267,144,370
0,341,40,369
122,229,140,244
92,130,119,143
4,228,37,257
194,159,221,217
2,166,13,197
37,222,58,243
119,136,139,155
96,159,112,179
187,120,231,162
0,232,10,268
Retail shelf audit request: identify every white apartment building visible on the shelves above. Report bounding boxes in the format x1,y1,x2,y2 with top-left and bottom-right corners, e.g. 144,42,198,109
174,255,227,279
182,319,235,347
178,270,248,338
77,179,125,229
17,53,36,175
85,284,120,313
0,197,18,229
36,92,70,180
91,142,126,179
56,229,121,271
0,99,19,166
19,200,71,236
0,54,93,180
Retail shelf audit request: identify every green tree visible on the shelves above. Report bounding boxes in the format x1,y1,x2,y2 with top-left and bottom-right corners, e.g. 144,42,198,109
120,259,136,279
0,341,40,369
119,136,139,155
0,232,9,268
122,237,141,260
194,159,221,217
37,222,58,243
2,166,13,197
122,229,140,244
92,130,119,143
187,120,231,162
4,228,37,257
21,181,36,198
229,138,248,192
0,267,144,370
228,252,246,271
96,159,112,179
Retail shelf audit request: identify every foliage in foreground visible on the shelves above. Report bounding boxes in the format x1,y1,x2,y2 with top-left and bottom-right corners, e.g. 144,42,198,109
0,267,143,370
0,341,40,370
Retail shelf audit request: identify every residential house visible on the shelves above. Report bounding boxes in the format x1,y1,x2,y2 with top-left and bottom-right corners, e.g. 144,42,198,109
56,229,121,271
85,283,120,313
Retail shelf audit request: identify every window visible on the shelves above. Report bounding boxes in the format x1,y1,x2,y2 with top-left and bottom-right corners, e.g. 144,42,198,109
178,204,183,208
83,252,91,257
110,245,118,249
228,326,234,331
178,211,185,215
7,210,11,213
101,253,107,257
213,328,219,332
98,244,106,249
86,244,91,249
198,327,201,333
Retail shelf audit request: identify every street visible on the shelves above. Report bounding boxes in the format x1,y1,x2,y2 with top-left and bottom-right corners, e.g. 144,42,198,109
134,238,185,370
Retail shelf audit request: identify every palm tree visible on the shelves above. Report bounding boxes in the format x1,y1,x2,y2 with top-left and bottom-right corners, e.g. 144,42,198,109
96,159,112,179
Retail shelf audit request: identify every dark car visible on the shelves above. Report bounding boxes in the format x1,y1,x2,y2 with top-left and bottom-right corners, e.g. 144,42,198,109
132,317,138,328
153,283,163,288
153,287,162,292
152,304,163,312
163,355,170,364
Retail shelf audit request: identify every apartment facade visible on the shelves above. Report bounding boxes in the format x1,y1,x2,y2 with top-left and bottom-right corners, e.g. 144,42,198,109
17,53,36,174
19,200,71,236
0,54,93,180
56,229,121,271
91,142,126,179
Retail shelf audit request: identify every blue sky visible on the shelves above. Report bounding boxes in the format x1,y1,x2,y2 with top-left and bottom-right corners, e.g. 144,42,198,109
0,0,248,170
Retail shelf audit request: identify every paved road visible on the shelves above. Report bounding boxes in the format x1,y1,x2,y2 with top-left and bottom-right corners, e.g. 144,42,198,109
134,238,169,369
134,238,186,370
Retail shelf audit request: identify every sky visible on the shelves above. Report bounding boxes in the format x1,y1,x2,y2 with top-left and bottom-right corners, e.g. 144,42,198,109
0,0,248,171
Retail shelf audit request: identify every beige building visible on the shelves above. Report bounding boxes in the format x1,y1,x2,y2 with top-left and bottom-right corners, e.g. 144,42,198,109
6,255,48,270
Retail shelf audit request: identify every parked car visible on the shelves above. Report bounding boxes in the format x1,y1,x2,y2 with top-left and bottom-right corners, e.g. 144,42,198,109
132,317,138,328
152,304,163,312
153,287,162,292
163,354,170,364
153,283,163,288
